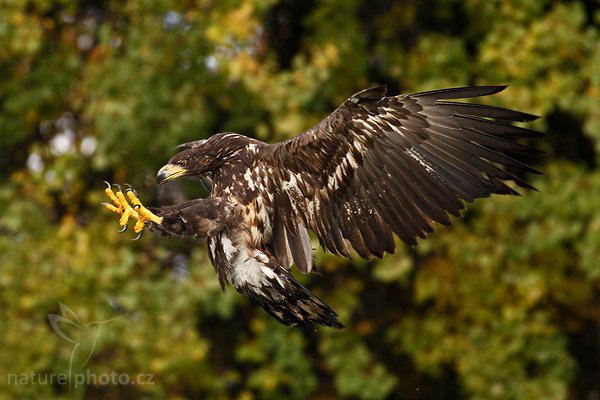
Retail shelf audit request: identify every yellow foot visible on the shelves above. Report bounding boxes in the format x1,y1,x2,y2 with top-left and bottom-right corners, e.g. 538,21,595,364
102,182,162,240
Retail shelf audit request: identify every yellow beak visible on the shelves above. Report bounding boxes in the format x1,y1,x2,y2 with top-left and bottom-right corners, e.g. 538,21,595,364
156,164,187,184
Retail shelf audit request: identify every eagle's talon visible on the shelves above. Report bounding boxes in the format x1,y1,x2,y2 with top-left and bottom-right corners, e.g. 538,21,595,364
104,180,111,189
104,205,120,214
102,182,163,240
126,191,162,225
132,230,143,241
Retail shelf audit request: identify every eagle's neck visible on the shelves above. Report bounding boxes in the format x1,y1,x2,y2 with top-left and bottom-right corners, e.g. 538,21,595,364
209,137,267,200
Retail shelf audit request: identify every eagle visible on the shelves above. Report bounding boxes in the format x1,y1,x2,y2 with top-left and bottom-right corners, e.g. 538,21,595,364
103,85,541,329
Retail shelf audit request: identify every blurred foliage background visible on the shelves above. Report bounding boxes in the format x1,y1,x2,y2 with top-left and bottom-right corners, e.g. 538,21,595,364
1,0,600,399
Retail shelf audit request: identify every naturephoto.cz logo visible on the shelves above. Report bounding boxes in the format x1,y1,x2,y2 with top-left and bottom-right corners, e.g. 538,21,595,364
7,302,154,390
7,370,154,389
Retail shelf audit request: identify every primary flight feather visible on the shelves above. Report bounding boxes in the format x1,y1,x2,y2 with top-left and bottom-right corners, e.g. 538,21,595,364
104,85,542,328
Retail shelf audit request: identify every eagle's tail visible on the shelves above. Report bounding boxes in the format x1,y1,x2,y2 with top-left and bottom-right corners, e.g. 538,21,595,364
231,252,344,329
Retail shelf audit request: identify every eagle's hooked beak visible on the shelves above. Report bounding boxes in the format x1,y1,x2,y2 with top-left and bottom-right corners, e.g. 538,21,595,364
156,164,187,184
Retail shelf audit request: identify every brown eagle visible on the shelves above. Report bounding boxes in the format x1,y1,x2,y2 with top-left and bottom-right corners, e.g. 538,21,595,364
103,85,541,329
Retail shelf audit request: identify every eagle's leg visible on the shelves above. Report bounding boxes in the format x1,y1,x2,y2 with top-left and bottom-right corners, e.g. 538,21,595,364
103,183,240,240
103,183,162,238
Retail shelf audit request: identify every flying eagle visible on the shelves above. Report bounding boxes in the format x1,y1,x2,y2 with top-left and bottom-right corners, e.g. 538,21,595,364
103,85,541,328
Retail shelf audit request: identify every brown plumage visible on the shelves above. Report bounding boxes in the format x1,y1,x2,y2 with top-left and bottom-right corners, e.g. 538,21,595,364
110,85,542,328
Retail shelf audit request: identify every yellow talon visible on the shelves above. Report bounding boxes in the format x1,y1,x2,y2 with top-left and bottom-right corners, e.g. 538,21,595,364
103,203,121,214
115,191,138,227
103,183,162,237
133,218,145,234
127,191,163,227
104,186,121,206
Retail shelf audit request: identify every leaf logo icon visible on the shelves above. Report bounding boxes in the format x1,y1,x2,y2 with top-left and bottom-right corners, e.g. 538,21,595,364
48,302,122,389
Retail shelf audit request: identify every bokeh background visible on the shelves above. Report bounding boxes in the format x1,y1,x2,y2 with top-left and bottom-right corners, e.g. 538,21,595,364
1,0,600,399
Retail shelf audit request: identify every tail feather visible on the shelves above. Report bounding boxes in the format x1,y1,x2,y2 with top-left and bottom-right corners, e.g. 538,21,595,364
231,252,344,329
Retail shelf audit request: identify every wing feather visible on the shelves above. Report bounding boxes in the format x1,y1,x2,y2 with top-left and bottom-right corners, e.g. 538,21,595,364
259,85,542,258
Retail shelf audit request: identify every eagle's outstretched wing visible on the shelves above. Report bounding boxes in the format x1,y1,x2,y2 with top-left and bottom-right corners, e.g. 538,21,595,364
260,86,542,259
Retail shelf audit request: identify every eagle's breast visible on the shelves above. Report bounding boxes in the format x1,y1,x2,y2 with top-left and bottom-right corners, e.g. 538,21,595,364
240,165,272,246
212,142,274,247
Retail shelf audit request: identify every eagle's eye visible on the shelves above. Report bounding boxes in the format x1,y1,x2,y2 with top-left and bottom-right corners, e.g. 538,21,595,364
177,160,187,166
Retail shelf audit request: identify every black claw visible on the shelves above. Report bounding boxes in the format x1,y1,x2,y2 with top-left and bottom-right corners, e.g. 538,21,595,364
124,183,138,196
112,183,122,193
133,204,140,210
118,224,128,233
104,180,111,189
132,230,143,240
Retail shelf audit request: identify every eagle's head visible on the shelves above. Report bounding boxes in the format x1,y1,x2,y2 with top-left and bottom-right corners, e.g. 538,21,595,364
156,133,251,184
